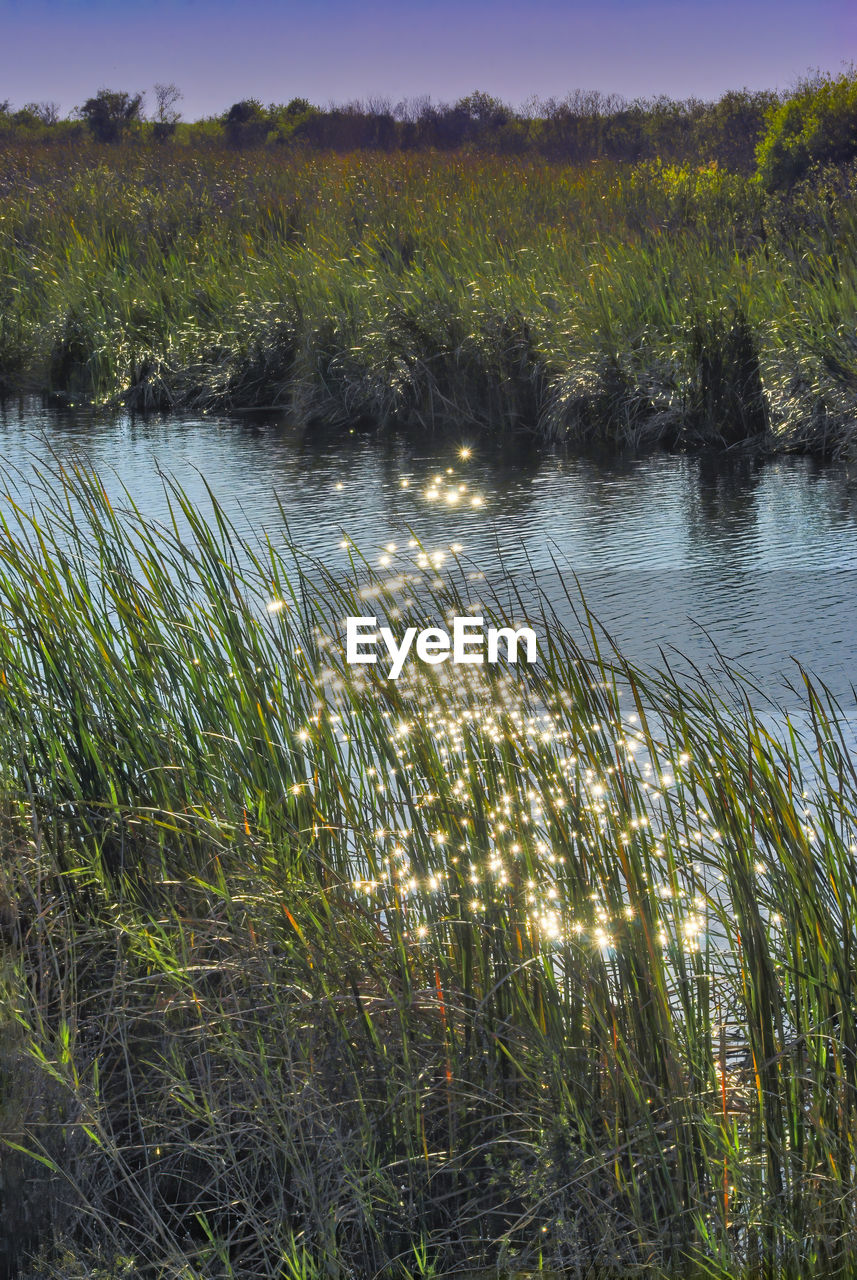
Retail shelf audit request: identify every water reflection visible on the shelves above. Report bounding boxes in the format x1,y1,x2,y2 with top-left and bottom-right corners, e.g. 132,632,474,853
1,399,857,703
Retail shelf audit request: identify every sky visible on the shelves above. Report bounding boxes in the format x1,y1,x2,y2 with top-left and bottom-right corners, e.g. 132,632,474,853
1,0,854,119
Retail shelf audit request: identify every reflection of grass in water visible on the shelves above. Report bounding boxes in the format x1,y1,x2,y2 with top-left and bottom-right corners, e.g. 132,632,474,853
1,461,857,1278
2,145,857,452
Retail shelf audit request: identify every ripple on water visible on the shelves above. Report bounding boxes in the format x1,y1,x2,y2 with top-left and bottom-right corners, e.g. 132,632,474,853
2,401,857,705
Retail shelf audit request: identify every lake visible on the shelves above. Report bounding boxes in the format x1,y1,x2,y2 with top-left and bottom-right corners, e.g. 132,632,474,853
2,399,857,712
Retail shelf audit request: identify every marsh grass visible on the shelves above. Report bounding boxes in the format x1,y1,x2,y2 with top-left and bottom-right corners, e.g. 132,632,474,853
2,144,857,453
0,461,856,1276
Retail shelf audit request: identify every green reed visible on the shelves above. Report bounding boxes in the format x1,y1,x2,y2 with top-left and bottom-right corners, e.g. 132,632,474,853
1,143,856,453
0,461,856,1276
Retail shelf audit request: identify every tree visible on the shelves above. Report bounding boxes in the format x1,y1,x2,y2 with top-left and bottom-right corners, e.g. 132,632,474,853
285,97,312,118
152,82,182,141
392,95,431,124
223,99,268,147
454,90,509,130
756,69,857,190
80,88,144,143
21,101,60,125
693,89,778,173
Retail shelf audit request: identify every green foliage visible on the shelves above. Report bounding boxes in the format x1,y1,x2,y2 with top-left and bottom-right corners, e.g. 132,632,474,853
454,89,510,133
756,69,857,190
695,88,778,171
79,88,144,143
222,97,268,147
0,83,828,169
0,144,855,451
2,465,857,1275
0,100,63,143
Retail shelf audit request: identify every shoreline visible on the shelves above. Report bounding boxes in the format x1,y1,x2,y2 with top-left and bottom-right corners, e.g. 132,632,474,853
1,147,854,458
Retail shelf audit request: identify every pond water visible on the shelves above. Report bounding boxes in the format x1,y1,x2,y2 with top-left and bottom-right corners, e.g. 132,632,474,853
2,400,857,713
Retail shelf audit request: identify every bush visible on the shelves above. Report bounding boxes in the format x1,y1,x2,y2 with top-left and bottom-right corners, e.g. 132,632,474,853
756,69,857,190
223,98,268,148
79,89,144,144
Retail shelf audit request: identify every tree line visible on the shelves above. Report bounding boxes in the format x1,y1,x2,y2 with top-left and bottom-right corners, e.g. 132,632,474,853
2,70,856,189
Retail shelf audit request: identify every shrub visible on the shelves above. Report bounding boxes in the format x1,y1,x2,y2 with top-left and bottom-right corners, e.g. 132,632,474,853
79,89,145,144
756,69,857,190
223,98,269,147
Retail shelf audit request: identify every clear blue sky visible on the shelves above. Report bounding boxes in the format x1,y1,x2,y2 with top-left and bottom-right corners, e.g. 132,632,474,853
1,0,854,118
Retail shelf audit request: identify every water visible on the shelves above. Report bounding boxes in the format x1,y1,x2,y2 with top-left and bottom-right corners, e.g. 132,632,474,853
2,399,857,710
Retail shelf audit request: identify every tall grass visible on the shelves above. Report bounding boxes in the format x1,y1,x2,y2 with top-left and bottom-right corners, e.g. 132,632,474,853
1,143,856,453
1,461,857,1276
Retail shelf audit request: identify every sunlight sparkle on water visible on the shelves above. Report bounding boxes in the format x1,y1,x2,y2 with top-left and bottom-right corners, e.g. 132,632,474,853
305,453,770,962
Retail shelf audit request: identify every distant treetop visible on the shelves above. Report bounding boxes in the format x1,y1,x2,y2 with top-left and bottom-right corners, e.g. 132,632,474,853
0,72,854,187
